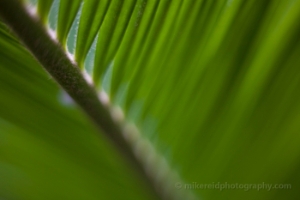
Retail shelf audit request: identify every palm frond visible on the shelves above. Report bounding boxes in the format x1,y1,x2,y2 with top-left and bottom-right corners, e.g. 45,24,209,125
1,0,300,199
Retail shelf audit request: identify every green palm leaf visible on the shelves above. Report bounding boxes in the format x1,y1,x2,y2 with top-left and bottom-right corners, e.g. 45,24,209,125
1,0,300,199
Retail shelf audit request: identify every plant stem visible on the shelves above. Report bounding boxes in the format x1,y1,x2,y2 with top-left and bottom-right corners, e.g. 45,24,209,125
0,0,161,199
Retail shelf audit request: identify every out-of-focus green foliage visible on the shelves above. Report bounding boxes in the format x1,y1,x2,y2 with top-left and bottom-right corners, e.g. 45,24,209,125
0,22,157,200
1,0,300,199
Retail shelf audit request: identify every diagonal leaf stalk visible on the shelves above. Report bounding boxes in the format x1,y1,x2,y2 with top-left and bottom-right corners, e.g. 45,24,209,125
0,0,169,199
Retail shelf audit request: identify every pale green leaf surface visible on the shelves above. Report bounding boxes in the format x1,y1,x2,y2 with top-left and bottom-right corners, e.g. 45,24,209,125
91,0,123,83
57,0,81,47
93,0,136,84
37,0,54,23
111,0,159,100
75,0,110,68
